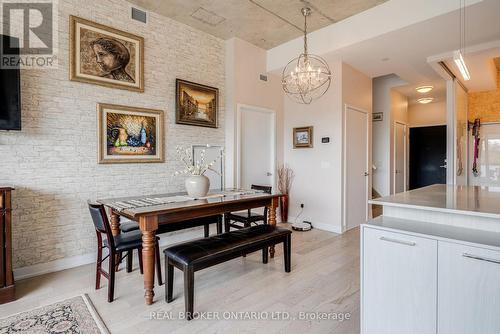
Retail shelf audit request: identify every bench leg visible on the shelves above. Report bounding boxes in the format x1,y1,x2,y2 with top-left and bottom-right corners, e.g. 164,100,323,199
184,266,195,320
262,247,268,264
204,224,209,238
283,234,292,273
284,235,291,273
166,258,174,303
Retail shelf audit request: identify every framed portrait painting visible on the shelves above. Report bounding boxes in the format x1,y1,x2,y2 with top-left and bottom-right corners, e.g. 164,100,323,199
293,126,314,148
176,79,218,128
70,16,144,92
98,103,164,164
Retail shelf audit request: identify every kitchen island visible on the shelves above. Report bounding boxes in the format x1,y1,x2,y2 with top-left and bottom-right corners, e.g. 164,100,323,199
361,184,500,334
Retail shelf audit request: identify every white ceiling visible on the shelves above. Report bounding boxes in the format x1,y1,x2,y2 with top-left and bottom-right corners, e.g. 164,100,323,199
335,0,500,101
126,0,388,49
444,45,500,92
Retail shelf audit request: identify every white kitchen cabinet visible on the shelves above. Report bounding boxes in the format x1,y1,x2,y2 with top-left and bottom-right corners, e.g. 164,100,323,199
362,227,438,334
438,241,500,334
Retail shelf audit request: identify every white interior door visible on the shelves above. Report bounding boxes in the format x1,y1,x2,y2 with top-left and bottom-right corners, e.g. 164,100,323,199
345,106,369,231
394,122,407,193
238,105,275,190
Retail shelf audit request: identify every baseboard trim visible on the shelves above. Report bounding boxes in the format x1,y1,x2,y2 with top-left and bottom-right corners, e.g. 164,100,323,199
286,216,342,234
311,222,342,234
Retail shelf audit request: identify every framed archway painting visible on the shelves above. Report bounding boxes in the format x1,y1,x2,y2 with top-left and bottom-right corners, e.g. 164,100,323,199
98,104,164,164
176,79,218,128
70,16,144,92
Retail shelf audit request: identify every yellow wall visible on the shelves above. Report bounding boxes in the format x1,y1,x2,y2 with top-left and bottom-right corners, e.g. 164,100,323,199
469,72,500,122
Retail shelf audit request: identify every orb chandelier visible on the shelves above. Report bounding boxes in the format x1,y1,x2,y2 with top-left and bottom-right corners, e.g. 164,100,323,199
282,8,332,104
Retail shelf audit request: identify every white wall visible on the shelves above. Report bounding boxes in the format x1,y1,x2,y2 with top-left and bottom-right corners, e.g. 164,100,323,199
225,38,284,189
284,59,371,233
408,101,447,127
372,74,407,196
390,90,409,193
0,0,225,269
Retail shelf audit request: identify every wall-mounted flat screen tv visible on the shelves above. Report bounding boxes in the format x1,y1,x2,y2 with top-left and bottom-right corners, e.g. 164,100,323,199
0,35,21,131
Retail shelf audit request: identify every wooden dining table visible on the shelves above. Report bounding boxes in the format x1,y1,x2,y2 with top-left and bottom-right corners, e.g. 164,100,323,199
97,190,281,305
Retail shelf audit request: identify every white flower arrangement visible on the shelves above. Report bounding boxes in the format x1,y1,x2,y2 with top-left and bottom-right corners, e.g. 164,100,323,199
173,145,224,177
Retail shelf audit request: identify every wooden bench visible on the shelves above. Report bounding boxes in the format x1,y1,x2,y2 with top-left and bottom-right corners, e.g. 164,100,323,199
163,225,292,320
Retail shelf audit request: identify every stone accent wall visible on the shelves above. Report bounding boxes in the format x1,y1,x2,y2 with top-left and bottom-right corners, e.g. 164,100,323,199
0,0,225,268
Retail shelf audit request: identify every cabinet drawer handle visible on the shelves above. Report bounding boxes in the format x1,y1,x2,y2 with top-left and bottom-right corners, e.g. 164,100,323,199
379,236,416,246
462,253,500,265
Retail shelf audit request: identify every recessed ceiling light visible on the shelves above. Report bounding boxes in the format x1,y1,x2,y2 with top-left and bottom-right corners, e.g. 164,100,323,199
417,97,434,104
416,85,433,93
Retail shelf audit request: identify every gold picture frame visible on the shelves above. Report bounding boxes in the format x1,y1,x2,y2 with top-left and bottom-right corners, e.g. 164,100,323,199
98,103,164,164
176,79,218,128
293,126,314,148
70,16,144,92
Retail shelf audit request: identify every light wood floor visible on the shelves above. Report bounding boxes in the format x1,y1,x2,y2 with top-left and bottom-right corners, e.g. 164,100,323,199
0,225,360,334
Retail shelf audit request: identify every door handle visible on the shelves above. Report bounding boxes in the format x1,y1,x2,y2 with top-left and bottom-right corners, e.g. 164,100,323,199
266,172,273,176
440,165,447,168
364,172,370,176
379,236,416,247
462,253,500,265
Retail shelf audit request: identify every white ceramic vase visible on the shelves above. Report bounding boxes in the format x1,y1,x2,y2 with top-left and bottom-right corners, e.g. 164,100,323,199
185,175,210,198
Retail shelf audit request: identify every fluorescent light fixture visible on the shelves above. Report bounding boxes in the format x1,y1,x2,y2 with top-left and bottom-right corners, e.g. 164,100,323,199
415,85,433,93
453,50,471,81
417,97,434,104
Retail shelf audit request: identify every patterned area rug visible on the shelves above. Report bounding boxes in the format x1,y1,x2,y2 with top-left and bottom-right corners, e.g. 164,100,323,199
0,294,109,334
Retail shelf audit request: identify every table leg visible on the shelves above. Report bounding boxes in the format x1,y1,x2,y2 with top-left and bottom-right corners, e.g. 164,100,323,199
139,216,158,305
110,210,121,271
268,197,278,258
110,209,121,236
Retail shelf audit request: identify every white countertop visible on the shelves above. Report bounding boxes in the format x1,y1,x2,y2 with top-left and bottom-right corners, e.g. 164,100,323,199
365,216,500,250
369,184,500,219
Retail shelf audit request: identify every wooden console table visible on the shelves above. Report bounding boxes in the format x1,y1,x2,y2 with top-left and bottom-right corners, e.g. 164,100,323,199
0,187,15,304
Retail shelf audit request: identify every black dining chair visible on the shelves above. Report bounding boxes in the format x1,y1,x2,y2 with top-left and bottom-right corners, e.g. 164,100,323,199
88,203,162,302
224,185,272,232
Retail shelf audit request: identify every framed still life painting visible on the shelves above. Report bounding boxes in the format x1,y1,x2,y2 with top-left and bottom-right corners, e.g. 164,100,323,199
70,16,144,92
293,126,314,148
98,104,164,164
176,79,218,128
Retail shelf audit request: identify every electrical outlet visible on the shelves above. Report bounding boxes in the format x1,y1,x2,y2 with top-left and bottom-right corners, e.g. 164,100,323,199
300,203,304,208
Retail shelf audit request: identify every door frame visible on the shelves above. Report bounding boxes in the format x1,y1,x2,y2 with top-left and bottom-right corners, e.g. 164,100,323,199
342,104,371,232
235,103,277,190
393,121,408,194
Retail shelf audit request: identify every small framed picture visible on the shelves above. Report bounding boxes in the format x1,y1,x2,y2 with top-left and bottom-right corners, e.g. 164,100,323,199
98,103,164,164
373,112,383,122
293,126,314,148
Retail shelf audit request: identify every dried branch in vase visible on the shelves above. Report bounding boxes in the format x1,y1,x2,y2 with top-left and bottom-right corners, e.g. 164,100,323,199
277,164,294,195
173,145,224,177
